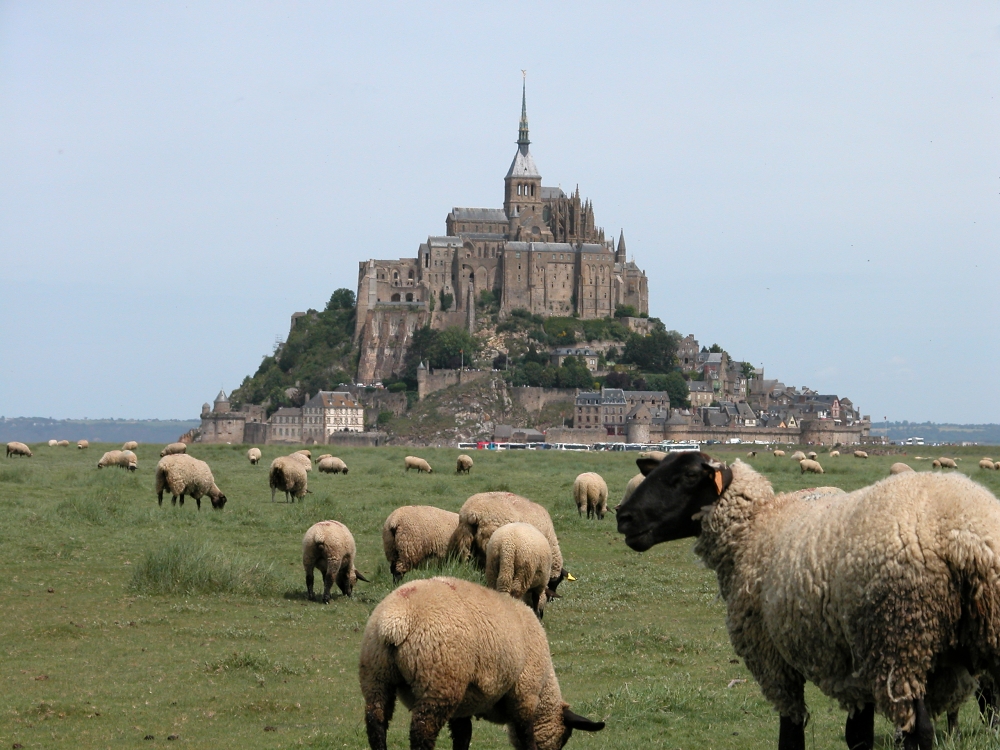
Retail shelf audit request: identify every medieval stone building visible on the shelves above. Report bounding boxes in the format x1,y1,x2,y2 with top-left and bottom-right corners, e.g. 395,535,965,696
354,83,649,374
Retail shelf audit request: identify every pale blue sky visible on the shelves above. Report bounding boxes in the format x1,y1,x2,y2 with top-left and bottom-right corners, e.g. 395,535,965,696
1,3,998,422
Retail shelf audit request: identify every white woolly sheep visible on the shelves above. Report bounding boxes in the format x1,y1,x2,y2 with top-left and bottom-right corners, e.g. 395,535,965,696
747,450,757,458
382,505,460,583
77,440,89,449
56,440,70,447
302,520,368,602
155,454,226,510
938,457,958,469
160,442,187,457
6,442,32,458
932,459,942,468
891,462,915,475
316,453,333,462
620,473,645,508
318,456,348,474
485,522,553,618
829,450,840,457
979,459,996,470
448,491,570,593
269,456,309,502
806,451,818,460
121,450,138,471
773,449,786,457
456,454,474,474
789,450,806,461
404,455,432,473
97,450,130,470
572,472,608,519
638,450,667,462
618,452,1000,750
47,439,57,447
359,576,605,750
247,447,261,465
853,450,868,459
122,440,138,451
799,458,824,475
287,451,313,472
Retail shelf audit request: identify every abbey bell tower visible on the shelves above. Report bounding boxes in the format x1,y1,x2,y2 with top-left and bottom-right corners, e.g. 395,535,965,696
503,79,551,241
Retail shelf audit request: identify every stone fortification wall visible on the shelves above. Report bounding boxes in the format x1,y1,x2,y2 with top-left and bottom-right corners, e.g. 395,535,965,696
798,420,870,446
544,427,625,446
326,431,387,447
511,387,577,413
416,367,491,401
244,422,269,445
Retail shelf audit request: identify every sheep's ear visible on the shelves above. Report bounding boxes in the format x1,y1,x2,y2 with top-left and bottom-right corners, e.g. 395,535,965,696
562,706,605,732
637,457,660,476
354,569,370,583
704,460,733,496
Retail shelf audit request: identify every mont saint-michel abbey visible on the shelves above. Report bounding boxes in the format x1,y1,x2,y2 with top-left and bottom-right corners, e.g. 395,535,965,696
354,85,649,376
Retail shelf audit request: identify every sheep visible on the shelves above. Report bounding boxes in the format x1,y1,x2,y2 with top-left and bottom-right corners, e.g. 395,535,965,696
572,472,608,519
938,457,958,469
747,450,757,458
56,440,70,447
620,473,645,508
789,450,806,461
829,450,840,457
77,440,89,449
404,455,432,473
799,458,824,475
932,460,942,468
160,442,187,457
316,453,333,461
448,491,572,593
6,442,32,458
318,456,348,474
269,456,308,502
979,459,996,470
247,447,261,465
302,520,368,602
806,451,818,460
359,576,605,750
287,451,312,472
154,454,226,510
121,450,138,471
485,522,553,618
97,450,127,469
638,450,667,462
616,451,1000,750
47,439,57,447
382,505,460,583
853,449,868,459
456,454,474,474
891,462,915,475
122,441,138,451
773,449,786,457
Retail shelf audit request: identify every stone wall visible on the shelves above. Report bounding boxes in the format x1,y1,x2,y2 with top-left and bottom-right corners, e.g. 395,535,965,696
416,367,492,401
243,422,269,445
544,427,625,445
326,431,388,447
510,387,577,413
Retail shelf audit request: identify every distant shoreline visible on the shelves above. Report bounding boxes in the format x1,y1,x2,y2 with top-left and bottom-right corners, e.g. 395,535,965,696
0,417,200,444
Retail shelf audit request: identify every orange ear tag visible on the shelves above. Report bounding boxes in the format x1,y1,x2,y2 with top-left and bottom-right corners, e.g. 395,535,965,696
714,470,724,494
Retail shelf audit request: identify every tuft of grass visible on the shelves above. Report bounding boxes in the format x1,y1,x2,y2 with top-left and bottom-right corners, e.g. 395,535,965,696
205,648,302,675
129,538,282,597
0,465,32,483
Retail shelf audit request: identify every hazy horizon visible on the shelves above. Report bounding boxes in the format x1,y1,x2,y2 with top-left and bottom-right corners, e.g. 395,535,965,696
2,3,998,422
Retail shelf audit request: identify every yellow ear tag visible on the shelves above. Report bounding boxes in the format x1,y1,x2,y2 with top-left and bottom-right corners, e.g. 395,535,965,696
714,470,724,494
566,573,577,582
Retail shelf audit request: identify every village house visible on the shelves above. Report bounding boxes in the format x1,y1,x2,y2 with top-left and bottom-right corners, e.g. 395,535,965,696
302,391,365,440
575,387,669,436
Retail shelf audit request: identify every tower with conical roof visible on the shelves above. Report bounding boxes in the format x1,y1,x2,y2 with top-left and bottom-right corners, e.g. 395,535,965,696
503,77,549,240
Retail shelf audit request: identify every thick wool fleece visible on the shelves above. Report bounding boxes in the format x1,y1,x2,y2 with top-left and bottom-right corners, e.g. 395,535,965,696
382,505,459,581
572,473,608,519
318,456,348,474
302,520,359,600
404,456,432,473
160,442,187,457
155,454,224,507
485,522,553,615
269,456,308,501
695,460,1000,732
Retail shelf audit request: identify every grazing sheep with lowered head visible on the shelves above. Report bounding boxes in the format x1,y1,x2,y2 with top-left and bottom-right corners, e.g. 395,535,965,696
799,458,824,475
573,472,608,519
829,450,840,457
122,441,138,451
155,454,226,510
854,450,868,459
938,457,958,469
382,505,459,583
160,442,187,457
47,439,57,447
247,447,261,465
891,462,915,475
6,442,32,458
77,440,89,449
269,456,309,502
302,520,368,602
773,449,786,457
456,454,474,474
318,456,348,474
485,522,553,618
404,455,432,473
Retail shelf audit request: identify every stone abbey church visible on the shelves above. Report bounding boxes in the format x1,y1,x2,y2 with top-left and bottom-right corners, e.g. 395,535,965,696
354,84,649,344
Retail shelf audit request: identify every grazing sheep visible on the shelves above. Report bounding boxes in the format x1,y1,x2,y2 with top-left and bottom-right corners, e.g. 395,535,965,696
6,442,32,458
47,439,57,447
287,451,313,472
979,459,996,470
572,472,608,519
269,456,308,502
302,520,368,602
359,576,605,750
121,450,138,471
938,457,958,469
617,451,1000,750
122,441,138,451
318,456,348,474
448,492,570,593
891,462,915,475
854,450,868,459
160,442,187,457
773,449,786,457
382,505,460,583
57,440,70,447
97,450,127,469
77,440,89,449
316,453,332,461
806,451,818,460
829,450,840,458
456,454,474,474
620,473,645,508
247,447,261,465
932,460,942,468
799,458,824,475
404,455,432,473
485,522,553,618
747,450,757,458
789,450,806,461
154,454,226,510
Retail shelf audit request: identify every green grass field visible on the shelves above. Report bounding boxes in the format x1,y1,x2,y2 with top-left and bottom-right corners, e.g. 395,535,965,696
3,443,1000,749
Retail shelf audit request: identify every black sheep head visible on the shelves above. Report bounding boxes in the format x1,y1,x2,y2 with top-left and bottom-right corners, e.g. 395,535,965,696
616,451,732,552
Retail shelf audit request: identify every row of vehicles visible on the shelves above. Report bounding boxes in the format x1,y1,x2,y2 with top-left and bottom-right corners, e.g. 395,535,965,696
456,441,702,453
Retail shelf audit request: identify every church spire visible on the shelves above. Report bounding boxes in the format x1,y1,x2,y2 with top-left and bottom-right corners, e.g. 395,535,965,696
517,72,530,146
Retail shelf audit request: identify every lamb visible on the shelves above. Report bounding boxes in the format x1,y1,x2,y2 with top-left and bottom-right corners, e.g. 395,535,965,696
572,472,608,519
854,450,868,459
382,505,460,583
938,457,958,469
318,456,348,474
485,522,553,618
617,451,1000,750
302,520,368,602
47,439,57,447
773,449,786,457
359,576,605,750
77,440,89,449
806,451,818,460
269,456,309,502
448,491,571,593
247,447,261,465
122,440,138,451
6,442,32,458
829,450,840,457
404,455,432,473
287,451,313,472
154,454,226,510
789,450,806,461
799,458,824,475
456,454,474,474
160,442,187,457
891,462,915,475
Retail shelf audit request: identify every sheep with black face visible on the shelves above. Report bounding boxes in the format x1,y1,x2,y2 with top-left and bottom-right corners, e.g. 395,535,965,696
616,451,1000,750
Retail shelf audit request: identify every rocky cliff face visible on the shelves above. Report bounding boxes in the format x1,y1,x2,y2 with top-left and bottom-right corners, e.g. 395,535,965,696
355,308,432,383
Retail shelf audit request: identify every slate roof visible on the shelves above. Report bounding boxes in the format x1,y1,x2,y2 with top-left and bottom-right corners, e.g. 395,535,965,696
506,145,540,178
540,186,565,200
304,391,359,409
450,208,508,223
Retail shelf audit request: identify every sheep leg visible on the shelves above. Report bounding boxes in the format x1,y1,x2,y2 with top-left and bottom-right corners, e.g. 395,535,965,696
171,494,178,506
844,702,874,750
364,690,396,750
508,718,537,750
900,698,933,750
305,567,315,601
322,563,336,603
978,681,998,727
195,497,201,510
409,700,453,750
448,717,472,750
157,490,163,506
778,715,805,750
179,494,185,506
946,711,959,736
271,486,276,502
